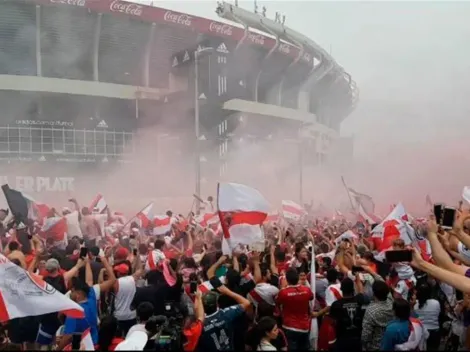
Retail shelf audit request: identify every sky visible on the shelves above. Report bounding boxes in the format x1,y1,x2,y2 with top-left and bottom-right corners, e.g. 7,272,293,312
130,0,470,209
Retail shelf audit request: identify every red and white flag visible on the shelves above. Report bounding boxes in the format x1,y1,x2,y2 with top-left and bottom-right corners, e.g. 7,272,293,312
40,216,68,244
195,212,220,227
282,200,307,221
0,254,84,322
137,202,154,228
153,215,173,235
23,193,50,225
90,194,107,214
357,203,381,225
218,183,269,254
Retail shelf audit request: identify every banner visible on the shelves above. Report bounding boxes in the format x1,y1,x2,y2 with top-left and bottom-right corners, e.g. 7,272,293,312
0,176,75,193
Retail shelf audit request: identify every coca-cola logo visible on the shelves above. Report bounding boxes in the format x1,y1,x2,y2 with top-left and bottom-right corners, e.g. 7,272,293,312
163,11,192,27
247,33,265,46
209,22,233,36
50,0,86,6
110,1,143,16
278,43,290,54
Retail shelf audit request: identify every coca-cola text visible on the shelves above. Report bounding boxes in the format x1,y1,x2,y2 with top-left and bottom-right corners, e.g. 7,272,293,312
163,11,192,27
110,0,143,16
247,33,265,46
209,22,233,36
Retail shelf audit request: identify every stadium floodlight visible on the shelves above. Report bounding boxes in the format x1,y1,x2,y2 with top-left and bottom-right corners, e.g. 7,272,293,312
194,46,214,214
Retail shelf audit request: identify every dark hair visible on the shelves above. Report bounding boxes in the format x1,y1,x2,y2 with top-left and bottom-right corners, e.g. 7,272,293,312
260,262,270,279
8,242,19,252
285,268,299,286
98,316,118,352
71,277,90,297
294,243,305,259
372,280,390,301
184,256,197,269
416,283,432,309
322,256,332,268
137,302,154,322
341,278,355,296
274,248,286,262
393,298,411,321
326,268,339,284
154,238,165,250
226,268,241,289
253,317,277,348
89,246,100,257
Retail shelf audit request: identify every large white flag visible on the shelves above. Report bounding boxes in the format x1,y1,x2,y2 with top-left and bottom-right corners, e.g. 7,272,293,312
217,182,269,254
0,254,84,322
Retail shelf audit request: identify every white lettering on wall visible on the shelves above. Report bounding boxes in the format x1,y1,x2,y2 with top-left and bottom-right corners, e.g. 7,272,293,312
1,176,75,193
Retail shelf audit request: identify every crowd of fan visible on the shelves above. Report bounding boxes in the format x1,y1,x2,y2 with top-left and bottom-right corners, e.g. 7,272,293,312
1,200,470,351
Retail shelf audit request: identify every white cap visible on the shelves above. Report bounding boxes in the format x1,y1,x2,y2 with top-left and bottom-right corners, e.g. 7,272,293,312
115,331,148,351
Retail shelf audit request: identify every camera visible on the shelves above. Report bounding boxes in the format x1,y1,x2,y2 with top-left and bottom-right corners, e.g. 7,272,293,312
145,302,184,351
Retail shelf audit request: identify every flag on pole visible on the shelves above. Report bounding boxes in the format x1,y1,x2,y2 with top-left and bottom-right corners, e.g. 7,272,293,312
89,194,108,214
217,182,269,255
282,200,307,221
137,202,154,228
0,254,84,322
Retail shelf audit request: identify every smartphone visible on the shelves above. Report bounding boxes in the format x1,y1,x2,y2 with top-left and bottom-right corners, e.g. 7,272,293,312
433,203,444,225
209,276,223,290
71,334,81,350
79,247,88,258
133,248,138,256
442,207,456,230
385,250,412,263
189,281,198,294
352,265,365,275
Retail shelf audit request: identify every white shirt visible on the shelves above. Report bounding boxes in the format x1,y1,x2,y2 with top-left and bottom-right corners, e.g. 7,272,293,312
325,283,342,307
114,276,137,321
258,340,277,351
65,211,83,239
126,323,147,338
414,299,441,330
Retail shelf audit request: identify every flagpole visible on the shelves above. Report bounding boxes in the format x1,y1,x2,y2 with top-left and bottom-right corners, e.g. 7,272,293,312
111,201,153,236
341,176,356,212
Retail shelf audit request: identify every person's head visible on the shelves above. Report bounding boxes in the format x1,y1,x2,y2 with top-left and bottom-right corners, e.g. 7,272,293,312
136,302,154,323
69,277,90,302
326,268,339,284
340,277,355,297
183,256,197,269
372,279,390,301
416,283,432,308
393,298,411,321
298,268,308,285
285,268,299,286
274,247,286,263
226,267,241,288
255,316,279,344
0,209,8,221
45,258,61,276
202,291,219,315
114,263,130,278
98,315,119,352
154,238,165,250
7,241,19,252
363,251,375,263
260,262,272,283
81,207,91,216
166,210,173,218
295,243,308,261
62,207,72,216
88,246,100,258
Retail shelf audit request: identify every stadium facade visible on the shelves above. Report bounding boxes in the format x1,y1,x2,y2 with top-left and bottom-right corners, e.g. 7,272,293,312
0,0,357,201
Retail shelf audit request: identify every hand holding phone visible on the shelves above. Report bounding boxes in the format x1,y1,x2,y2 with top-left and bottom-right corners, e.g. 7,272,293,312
79,247,88,258
442,206,456,230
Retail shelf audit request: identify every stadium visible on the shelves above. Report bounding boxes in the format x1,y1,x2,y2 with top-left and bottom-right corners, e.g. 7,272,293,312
0,0,358,209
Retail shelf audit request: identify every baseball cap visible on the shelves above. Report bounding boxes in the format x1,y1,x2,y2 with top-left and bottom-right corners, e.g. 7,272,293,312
45,258,60,272
114,263,129,276
115,331,148,351
202,291,218,308
115,247,129,261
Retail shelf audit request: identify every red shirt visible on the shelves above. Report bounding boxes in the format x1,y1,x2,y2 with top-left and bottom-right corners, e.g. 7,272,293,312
183,320,203,351
276,285,314,332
